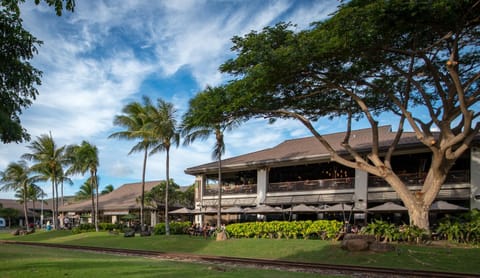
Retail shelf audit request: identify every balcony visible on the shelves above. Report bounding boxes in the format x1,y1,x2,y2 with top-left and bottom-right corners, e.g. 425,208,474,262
368,170,470,188
268,177,354,193
203,183,257,196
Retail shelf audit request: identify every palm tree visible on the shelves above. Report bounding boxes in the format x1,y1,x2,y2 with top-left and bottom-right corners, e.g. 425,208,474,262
75,179,94,201
0,160,37,229
181,85,240,229
65,141,99,231
146,98,180,236
109,97,156,230
22,133,66,230
26,184,46,226
101,184,114,195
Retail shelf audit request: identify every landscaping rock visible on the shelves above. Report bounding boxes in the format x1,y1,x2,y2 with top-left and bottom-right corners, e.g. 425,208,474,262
216,231,227,241
341,238,370,251
11,229,20,236
140,230,151,237
369,241,395,253
124,230,135,237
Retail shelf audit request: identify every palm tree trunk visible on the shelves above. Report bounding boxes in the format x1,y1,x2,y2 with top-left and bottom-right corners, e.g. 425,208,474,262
90,175,95,228
93,171,99,232
216,156,222,229
165,148,170,236
141,147,148,231
55,179,59,229
23,184,29,230
51,180,56,230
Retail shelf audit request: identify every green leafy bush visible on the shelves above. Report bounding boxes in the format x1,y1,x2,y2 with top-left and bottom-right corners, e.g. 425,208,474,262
224,220,342,240
153,221,191,235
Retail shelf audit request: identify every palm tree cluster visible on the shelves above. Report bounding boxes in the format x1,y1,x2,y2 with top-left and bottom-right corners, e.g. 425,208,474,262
1,89,238,233
0,133,100,230
109,92,235,235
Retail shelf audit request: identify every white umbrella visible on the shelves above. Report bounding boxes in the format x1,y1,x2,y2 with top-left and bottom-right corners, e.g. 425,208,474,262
368,202,407,212
244,205,283,214
169,207,193,214
430,201,468,211
222,206,244,214
284,204,318,213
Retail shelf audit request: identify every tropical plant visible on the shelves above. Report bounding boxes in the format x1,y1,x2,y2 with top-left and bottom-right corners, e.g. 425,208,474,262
101,184,114,195
109,97,153,230
182,85,241,229
146,98,180,236
65,141,99,231
75,179,94,201
22,133,67,229
0,160,36,229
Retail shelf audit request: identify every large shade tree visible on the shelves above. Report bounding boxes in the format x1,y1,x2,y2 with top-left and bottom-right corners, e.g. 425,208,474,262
22,133,66,229
65,141,99,231
220,0,480,230
0,0,74,143
146,98,180,236
182,85,240,229
0,160,36,229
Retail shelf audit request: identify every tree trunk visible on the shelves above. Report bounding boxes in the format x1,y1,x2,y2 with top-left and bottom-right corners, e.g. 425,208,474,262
90,175,95,228
141,147,148,231
216,156,222,229
93,171,99,232
165,148,170,236
23,185,29,230
408,206,429,231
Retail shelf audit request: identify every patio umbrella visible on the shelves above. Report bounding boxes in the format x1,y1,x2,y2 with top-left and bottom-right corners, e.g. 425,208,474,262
430,201,468,211
323,203,362,212
368,202,407,212
244,205,283,214
190,207,217,214
284,204,318,213
222,206,244,214
169,207,193,214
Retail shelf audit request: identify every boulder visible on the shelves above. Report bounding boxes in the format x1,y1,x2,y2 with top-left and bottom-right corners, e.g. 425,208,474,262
216,231,227,241
341,238,370,251
124,229,135,237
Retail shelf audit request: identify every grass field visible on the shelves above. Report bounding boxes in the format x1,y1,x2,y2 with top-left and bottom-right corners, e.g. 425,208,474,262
1,244,339,278
1,229,479,275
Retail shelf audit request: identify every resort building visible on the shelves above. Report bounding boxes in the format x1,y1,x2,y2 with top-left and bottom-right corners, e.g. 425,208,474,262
185,126,480,224
59,181,163,227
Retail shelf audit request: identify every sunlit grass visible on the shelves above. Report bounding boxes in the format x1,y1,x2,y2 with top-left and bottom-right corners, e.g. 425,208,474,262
1,229,479,275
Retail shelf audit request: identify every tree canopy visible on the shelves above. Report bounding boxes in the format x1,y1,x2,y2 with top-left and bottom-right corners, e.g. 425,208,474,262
0,0,74,143
220,0,480,229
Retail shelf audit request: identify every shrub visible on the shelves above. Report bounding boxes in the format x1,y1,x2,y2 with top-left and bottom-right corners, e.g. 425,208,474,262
153,221,191,235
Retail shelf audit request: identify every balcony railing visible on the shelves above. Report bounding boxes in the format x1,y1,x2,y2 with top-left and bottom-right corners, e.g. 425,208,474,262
268,177,355,193
203,184,257,196
368,170,470,188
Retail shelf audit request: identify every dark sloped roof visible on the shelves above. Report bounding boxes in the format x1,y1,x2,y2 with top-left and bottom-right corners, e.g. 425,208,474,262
0,199,52,217
59,180,161,212
185,126,422,174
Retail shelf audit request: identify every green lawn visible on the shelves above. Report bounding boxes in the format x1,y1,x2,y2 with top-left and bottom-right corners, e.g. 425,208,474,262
1,244,338,278
1,230,479,275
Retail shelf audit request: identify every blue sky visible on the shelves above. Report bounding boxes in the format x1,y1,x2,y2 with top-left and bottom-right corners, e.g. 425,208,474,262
0,0,370,199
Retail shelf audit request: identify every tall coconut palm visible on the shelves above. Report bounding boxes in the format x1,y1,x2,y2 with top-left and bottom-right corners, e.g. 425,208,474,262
26,183,46,226
65,141,99,231
22,134,66,230
146,98,180,236
0,160,37,229
181,85,240,229
75,179,94,201
109,97,154,229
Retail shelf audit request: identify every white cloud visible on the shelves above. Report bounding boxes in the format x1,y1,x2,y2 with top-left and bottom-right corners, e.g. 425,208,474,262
1,0,341,199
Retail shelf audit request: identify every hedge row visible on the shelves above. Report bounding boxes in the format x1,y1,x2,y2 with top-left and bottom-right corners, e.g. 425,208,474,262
225,220,343,240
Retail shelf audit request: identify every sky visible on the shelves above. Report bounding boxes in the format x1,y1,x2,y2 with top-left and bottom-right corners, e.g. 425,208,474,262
0,0,370,199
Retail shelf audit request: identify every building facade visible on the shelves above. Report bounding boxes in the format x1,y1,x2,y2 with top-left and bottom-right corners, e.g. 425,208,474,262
185,126,479,223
